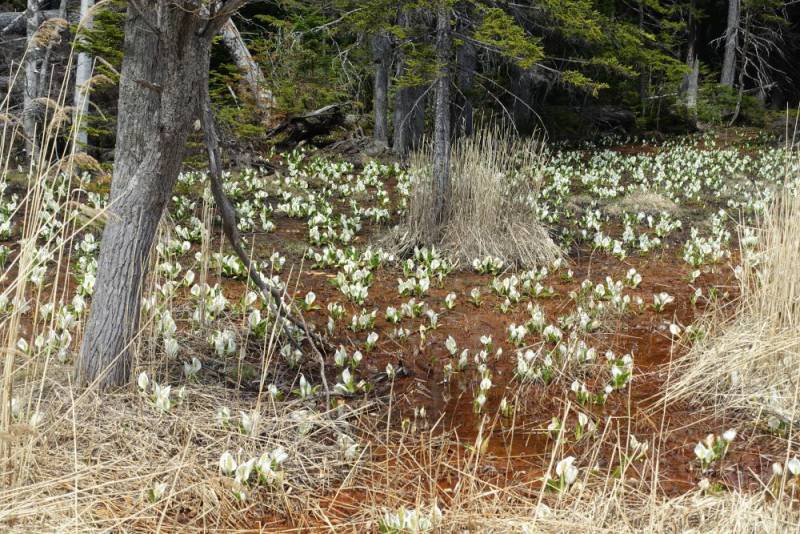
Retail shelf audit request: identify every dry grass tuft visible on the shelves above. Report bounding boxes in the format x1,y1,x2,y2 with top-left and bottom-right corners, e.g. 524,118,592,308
6,373,798,532
667,186,800,422
439,490,798,533
0,377,374,531
386,127,561,268
31,18,69,47
32,97,62,114
605,189,679,217
62,152,103,173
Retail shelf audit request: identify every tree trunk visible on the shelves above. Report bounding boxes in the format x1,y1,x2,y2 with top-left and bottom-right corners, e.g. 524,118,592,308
78,3,218,388
638,0,647,116
511,66,535,135
454,37,475,137
73,0,94,148
431,3,451,236
23,0,43,159
720,0,739,87
392,12,425,156
729,12,752,125
392,86,425,158
686,56,699,114
371,31,391,147
220,19,275,121
683,3,699,121
37,0,68,101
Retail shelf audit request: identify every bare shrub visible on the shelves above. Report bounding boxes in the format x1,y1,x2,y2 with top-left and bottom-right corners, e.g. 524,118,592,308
388,127,561,268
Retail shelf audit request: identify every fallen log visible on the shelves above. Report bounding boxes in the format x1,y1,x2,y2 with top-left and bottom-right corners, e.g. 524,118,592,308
0,10,60,36
579,105,636,130
266,103,345,147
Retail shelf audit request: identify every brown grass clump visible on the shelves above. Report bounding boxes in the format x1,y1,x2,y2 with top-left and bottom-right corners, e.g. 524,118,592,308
387,127,561,268
31,18,69,47
5,371,799,532
605,189,679,217
667,186,800,422
61,152,103,173
0,376,381,531
437,490,798,532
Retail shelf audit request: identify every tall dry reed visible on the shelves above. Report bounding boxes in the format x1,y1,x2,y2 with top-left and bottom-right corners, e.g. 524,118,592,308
390,127,561,267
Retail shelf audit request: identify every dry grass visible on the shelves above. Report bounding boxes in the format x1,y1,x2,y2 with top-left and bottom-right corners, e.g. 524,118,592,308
667,185,800,422
31,18,69,48
4,372,799,532
1,51,797,531
605,189,679,217
439,490,798,533
387,127,562,268
0,376,379,531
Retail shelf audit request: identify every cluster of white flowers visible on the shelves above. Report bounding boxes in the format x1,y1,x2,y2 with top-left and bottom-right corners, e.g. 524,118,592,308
378,503,443,533
694,429,737,470
137,372,185,412
218,446,288,501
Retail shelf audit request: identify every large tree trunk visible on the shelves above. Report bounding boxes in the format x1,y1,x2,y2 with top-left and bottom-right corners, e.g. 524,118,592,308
453,36,475,137
73,0,94,148
686,56,699,114
77,3,219,388
683,2,699,121
511,66,535,135
638,0,648,115
371,31,391,147
23,0,43,159
392,10,425,156
431,3,451,236
220,19,275,121
720,0,739,87
392,87,424,157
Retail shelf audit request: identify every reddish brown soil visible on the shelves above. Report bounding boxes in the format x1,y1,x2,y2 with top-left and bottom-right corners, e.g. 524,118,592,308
3,149,786,530
256,230,777,498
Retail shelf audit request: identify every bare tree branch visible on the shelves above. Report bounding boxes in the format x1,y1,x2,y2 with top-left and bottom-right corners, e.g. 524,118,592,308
199,85,331,406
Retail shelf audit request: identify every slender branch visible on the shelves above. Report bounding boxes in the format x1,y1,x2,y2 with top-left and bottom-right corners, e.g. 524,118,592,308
199,86,331,406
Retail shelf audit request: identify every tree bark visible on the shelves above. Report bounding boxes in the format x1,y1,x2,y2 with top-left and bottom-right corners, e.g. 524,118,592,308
431,3,451,236
77,2,221,388
454,37,475,137
23,0,43,159
392,10,425,156
720,0,739,87
220,19,275,121
638,0,647,116
686,56,699,114
511,65,535,135
73,0,94,148
371,31,391,147
683,2,699,121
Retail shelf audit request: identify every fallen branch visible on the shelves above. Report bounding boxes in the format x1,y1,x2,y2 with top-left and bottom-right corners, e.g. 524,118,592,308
0,10,60,37
199,85,331,406
266,103,344,146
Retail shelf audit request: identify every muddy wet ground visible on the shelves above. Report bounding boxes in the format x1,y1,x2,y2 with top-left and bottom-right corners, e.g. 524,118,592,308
225,209,780,500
